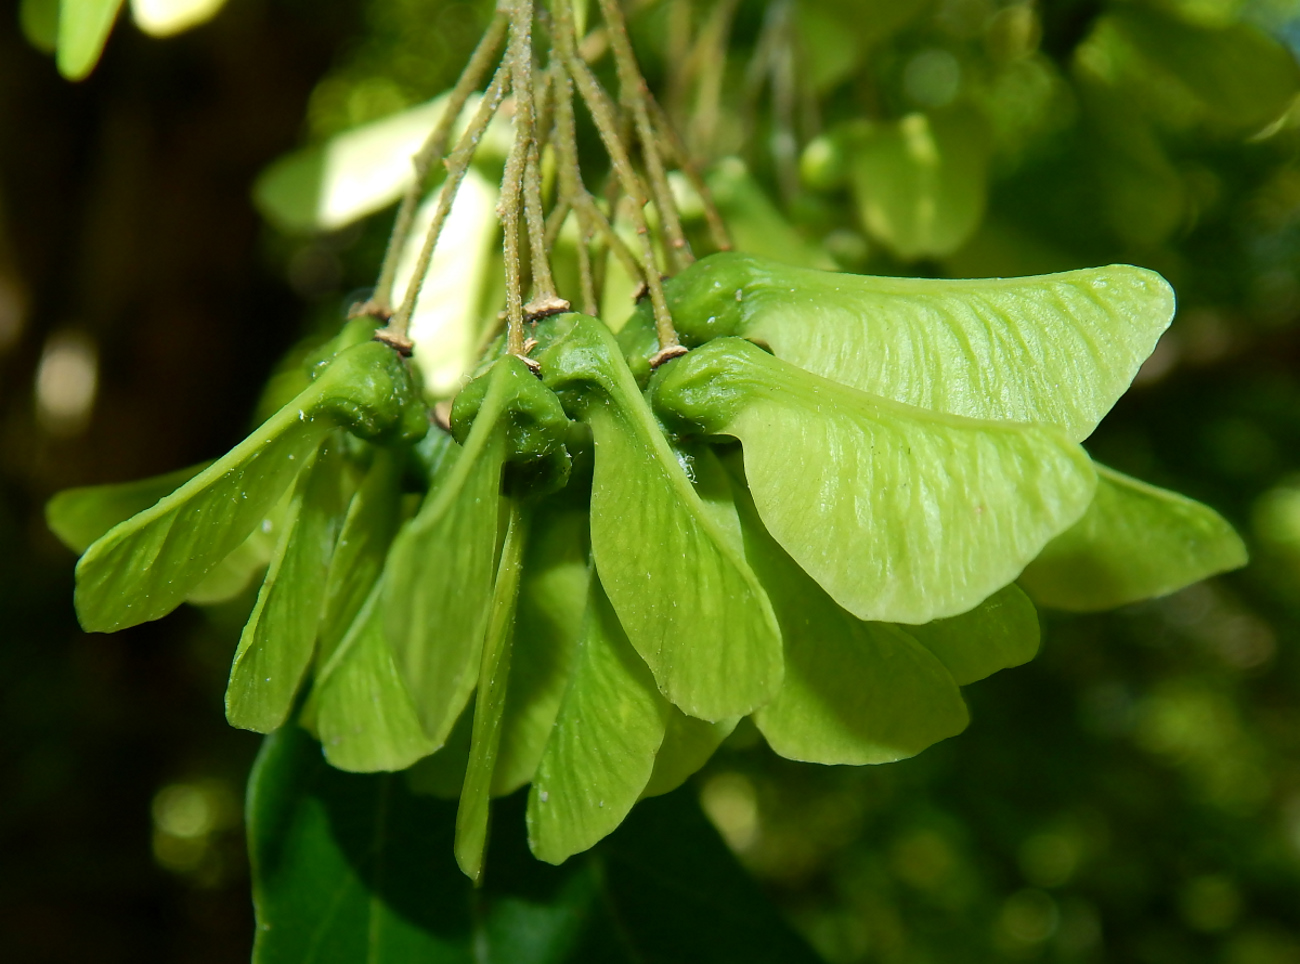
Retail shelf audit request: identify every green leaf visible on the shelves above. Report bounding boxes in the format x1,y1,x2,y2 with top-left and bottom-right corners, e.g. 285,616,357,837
73,340,421,633
716,460,969,765
907,584,1041,685
20,0,59,54
849,108,989,260
652,337,1097,623
46,461,209,553
57,0,124,80
385,406,504,749
653,252,1174,443
539,314,783,721
247,723,474,963
641,710,737,799
317,446,406,668
309,581,438,773
248,725,820,962
527,575,670,865
1020,463,1248,611
456,503,528,882
183,523,278,605
493,507,589,797
705,158,836,270
225,441,348,734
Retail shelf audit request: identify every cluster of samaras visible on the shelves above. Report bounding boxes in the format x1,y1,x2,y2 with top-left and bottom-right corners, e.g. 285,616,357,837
50,254,1244,879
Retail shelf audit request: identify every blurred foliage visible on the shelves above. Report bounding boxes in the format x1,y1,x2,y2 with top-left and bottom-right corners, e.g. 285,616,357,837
6,0,1300,962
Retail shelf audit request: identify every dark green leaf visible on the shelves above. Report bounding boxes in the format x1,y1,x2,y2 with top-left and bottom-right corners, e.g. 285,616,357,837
1020,463,1248,611
248,725,819,963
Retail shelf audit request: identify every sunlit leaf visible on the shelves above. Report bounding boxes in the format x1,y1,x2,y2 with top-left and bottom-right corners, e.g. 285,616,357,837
907,584,1040,685
309,581,437,773
399,169,500,398
654,252,1174,443
539,314,783,721
226,442,347,734
1020,463,1248,611
708,460,969,764
73,340,421,633
57,0,124,80
653,338,1097,623
456,504,527,882
130,0,228,38
849,108,989,260
527,576,669,866
493,508,589,797
253,95,510,234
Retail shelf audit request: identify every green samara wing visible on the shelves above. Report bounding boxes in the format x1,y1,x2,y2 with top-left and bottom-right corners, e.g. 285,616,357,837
1020,462,1248,611
527,574,670,866
539,314,783,722
652,337,1096,624
226,440,348,733
74,340,424,632
651,252,1173,443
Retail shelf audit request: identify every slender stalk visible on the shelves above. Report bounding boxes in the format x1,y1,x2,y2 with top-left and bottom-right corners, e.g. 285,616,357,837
499,0,534,358
380,62,510,351
513,3,568,320
644,89,732,253
551,64,643,283
576,225,597,316
365,12,508,318
596,0,692,271
554,0,680,355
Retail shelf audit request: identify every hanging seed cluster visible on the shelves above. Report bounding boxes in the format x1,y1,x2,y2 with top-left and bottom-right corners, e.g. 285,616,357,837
49,0,1246,882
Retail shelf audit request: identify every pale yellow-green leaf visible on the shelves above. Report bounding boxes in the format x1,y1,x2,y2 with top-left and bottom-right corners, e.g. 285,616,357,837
719,467,968,765
641,711,737,799
1020,463,1248,611
660,252,1174,443
652,338,1097,623
907,584,1040,685
253,94,511,233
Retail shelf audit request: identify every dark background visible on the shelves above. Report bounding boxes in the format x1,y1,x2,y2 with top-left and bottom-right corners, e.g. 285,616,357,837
4,1,1300,963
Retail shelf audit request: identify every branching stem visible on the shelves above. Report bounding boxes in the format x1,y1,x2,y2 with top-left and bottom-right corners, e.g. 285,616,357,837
367,12,508,318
